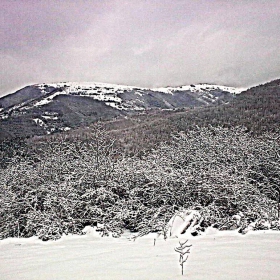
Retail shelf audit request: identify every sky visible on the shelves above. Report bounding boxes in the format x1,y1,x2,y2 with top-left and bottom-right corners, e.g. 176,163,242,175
1,0,280,97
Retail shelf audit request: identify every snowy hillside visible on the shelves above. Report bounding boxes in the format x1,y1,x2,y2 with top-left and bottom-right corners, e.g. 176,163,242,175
0,81,245,115
0,81,245,138
33,82,246,110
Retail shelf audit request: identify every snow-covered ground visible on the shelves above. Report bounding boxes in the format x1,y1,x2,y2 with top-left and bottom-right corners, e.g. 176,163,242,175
0,229,279,280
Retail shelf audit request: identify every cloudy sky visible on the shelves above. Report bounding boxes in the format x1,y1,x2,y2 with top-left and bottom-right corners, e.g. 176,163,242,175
1,0,280,96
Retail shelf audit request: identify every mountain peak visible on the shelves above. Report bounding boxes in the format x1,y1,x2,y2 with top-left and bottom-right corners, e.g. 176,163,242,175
0,81,245,139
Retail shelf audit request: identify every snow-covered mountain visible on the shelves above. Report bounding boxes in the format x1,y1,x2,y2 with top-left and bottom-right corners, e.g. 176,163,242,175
0,82,245,139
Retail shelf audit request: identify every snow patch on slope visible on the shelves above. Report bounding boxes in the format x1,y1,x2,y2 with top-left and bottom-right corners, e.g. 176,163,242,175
33,118,46,127
34,90,68,107
152,84,246,94
36,82,134,110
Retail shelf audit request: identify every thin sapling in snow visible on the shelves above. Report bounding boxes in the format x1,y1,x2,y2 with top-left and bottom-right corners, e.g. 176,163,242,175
174,239,192,276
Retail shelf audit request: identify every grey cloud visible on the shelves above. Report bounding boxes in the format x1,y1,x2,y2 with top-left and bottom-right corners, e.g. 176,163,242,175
1,0,280,96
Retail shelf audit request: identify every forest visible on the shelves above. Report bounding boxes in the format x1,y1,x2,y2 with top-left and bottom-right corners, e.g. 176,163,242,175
0,125,279,240
0,80,280,241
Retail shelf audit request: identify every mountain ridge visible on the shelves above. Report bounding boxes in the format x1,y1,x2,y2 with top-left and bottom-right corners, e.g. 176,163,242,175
0,82,245,140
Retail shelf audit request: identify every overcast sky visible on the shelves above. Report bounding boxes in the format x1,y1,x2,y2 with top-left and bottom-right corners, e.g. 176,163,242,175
1,0,280,96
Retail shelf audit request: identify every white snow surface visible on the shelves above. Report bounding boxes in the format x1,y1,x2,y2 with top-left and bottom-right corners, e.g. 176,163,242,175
0,229,279,280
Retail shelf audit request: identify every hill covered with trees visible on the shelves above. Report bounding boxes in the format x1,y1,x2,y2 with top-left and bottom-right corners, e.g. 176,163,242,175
0,79,279,240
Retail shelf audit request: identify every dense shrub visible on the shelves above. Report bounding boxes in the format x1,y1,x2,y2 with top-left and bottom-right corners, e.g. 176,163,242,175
0,126,279,240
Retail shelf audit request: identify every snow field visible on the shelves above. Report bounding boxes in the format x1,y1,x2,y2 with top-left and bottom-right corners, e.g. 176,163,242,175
0,230,279,280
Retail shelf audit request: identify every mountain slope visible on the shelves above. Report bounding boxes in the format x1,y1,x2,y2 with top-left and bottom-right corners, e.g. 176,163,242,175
98,78,280,154
0,82,244,140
